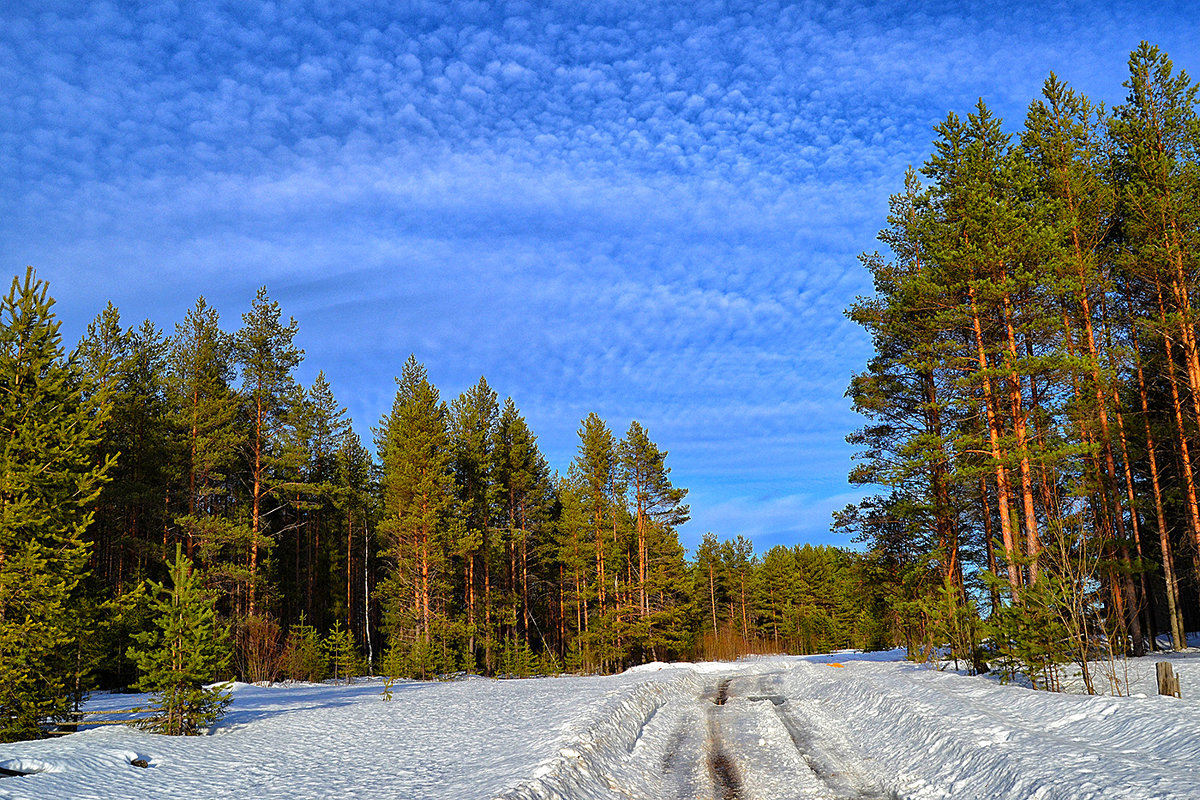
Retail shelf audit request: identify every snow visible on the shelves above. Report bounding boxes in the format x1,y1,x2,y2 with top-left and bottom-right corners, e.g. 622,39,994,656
5,650,1200,799
0,673,683,800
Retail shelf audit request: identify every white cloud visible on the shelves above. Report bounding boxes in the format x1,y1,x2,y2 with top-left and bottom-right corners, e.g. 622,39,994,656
1,0,1197,547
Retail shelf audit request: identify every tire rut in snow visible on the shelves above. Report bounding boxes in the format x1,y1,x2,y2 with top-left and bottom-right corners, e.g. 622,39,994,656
707,678,745,800
708,744,743,800
758,675,896,800
696,673,897,800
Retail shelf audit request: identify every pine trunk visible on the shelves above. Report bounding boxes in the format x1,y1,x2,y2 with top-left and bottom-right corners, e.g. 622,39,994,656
1133,319,1187,649
970,286,1022,595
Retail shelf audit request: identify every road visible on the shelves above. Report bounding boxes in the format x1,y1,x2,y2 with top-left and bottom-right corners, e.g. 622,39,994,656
502,651,1200,800
664,671,894,800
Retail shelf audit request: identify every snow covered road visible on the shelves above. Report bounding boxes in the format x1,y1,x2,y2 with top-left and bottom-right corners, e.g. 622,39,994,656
4,651,1200,799
502,652,1200,800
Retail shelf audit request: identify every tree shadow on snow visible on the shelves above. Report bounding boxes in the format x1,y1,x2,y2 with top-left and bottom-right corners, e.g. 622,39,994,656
210,679,431,730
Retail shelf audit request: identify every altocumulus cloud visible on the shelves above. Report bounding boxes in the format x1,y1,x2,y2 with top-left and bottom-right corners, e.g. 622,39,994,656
1,0,1197,549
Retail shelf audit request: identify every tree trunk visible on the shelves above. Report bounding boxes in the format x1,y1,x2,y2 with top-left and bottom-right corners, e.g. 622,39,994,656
978,476,1001,612
1133,318,1186,650
709,562,718,635
970,286,1022,595
1000,289,1041,580
249,392,262,617
1153,280,1200,589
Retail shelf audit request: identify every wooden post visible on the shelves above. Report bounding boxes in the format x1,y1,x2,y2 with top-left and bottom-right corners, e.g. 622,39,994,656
1157,662,1182,698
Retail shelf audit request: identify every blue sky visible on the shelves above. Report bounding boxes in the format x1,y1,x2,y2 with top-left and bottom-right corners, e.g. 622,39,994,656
2,1,1196,554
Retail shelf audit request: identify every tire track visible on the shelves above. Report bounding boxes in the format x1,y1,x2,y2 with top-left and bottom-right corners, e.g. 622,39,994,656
756,673,896,800
707,678,745,800
677,673,898,800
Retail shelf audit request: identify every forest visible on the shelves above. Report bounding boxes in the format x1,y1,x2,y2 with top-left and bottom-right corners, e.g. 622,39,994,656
841,43,1200,690
0,271,880,743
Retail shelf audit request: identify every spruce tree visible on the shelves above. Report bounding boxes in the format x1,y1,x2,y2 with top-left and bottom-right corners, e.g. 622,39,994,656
0,268,113,741
128,544,231,735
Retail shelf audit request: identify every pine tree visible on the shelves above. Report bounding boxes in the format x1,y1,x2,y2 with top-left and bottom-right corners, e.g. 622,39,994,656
128,544,231,735
449,377,499,668
278,372,349,629
169,298,246,592
1025,74,1149,653
322,620,358,685
722,535,756,645
555,475,594,668
233,287,304,617
570,414,618,646
0,268,114,742
1110,43,1200,645
839,45,1200,673
376,356,454,667
618,421,689,618
693,532,726,638
79,310,175,591
334,430,376,666
76,304,134,580
282,613,325,682
638,520,691,660
492,398,554,656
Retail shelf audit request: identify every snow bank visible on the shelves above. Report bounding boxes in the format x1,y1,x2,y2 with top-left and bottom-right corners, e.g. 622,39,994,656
781,655,1200,799
498,669,708,800
0,673,687,800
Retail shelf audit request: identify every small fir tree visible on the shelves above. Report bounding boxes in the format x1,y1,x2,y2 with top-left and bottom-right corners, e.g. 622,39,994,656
283,614,326,682
128,545,232,735
322,620,358,684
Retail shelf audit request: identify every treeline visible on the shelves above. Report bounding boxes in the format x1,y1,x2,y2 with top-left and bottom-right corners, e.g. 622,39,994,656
842,43,1200,688
0,266,889,741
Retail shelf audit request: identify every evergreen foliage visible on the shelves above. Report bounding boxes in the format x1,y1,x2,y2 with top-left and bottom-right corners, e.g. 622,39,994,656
128,544,232,735
322,620,358,684
0,269,113,742
234,287,304,618
282,614,325,682
845,42,1200,689
376,356,455,671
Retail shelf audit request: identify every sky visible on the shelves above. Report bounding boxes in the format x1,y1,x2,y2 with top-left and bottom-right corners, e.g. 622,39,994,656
2,0,1197,554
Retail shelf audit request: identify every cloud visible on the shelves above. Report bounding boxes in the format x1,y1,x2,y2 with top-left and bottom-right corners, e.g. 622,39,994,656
1,0,1197,549
681,489,868,553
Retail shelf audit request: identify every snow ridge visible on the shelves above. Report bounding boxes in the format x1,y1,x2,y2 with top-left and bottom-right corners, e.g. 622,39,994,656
785,659,1200,799
497,670,704,800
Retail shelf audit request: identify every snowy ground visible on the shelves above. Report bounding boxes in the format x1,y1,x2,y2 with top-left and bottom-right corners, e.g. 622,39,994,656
3,650,1200,799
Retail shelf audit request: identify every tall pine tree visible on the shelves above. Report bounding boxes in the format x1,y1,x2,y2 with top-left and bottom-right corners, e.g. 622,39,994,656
376,356,454,674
